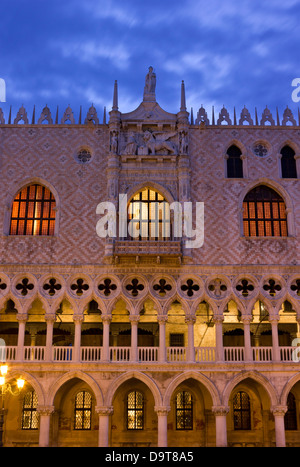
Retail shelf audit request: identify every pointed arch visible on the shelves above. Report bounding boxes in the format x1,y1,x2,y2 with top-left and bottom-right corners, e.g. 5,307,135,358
105,370,162,407
46,370,104,406
163,371,221,407
240,179,294,237
5,177,60,236
222,370,278,406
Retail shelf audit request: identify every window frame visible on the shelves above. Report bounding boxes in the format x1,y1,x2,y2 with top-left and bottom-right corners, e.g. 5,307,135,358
21,390,39,430
175,390,193,431
74,390,92,431
233,391,251,431
9,183,56,236
242,185,288,237
126,390,144,430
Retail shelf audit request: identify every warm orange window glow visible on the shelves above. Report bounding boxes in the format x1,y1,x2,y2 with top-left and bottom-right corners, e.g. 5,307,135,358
243,185,287,237
10,184,56,236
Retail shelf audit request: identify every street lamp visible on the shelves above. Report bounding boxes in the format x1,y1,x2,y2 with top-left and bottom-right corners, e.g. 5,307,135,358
0,365,25,447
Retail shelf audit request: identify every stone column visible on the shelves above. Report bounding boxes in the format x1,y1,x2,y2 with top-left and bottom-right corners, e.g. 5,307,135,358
155,406,170,447
185,316,196,362
16,314,27,362
37,405,55,447
73,315,83,362
270,317,281,362
242,316,253,362
101,315,112,362
271,406,287,447
96,406,114,447
45,314,55,362
157,315,167,363
212,406,229,447
213,317,224,362
130,315,139,362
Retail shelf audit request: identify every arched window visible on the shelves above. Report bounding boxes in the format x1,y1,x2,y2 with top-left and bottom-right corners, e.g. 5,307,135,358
243,185,287,237
176,391,193,430
285,392,297,430
22,390,39,430
233,391,251,430
74,391,92,430
281,145,297,178
127,391,144,430
127,188,170,240
10,184,56,235
226,145,243,178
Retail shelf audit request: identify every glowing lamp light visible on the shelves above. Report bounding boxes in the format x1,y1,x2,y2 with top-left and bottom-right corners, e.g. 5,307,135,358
0,365,8,376
0,376,5,386
17,378,25,389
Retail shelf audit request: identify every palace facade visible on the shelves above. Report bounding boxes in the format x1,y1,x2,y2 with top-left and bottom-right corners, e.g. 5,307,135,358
0,68,300,447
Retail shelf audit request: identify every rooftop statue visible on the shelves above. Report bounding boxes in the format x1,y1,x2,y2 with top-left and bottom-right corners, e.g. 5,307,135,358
143,66,156,102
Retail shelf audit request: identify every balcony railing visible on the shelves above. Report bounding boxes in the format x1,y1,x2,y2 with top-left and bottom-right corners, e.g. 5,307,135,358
1,345,299,363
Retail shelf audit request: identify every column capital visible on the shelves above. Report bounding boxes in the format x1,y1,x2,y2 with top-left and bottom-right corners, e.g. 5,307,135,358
102,314,112,323
16,313,27,323
129,315,140,324
37,405,55,416
44,313,56,323
241,315,252,325
212,405,230,416
95,406,114,416
213,316,224,325
269,315,280,325
185,315,196,324
271,405,288,416
73,314,84,323
154,406,171,416
157,315,168,324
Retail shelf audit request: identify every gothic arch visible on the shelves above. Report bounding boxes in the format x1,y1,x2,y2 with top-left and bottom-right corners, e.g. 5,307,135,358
125,182,176,205
280,373,300,406
105,370,162,407
238,178,295,237
163,371,221,407
46,370,104,406
222,370,278,407
4,177,61,236
6,370,46,406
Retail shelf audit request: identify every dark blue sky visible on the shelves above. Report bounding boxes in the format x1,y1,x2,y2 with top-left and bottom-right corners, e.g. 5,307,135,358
0,0,299,123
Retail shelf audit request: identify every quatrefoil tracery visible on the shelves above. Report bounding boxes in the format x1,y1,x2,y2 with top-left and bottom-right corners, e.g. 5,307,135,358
43,278,62,296
16,278,34,296
98,278,117,297
71,278,89,296
125,279,144,297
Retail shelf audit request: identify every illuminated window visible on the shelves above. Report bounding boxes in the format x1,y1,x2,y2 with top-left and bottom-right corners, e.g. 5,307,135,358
22,391,39,430
233,391,251,430
226,145,243,178
127,391,144,430
281,145,297,179
127,188,170,240
74,391,92,430
243,185,287,237
176,391,193,430
10,184,56,235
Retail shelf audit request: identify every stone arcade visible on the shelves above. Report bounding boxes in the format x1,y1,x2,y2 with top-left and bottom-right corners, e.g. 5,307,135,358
0,68,299,447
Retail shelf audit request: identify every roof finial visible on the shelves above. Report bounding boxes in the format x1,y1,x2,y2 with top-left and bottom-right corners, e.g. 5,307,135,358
180,80,186,112
112,80,118,110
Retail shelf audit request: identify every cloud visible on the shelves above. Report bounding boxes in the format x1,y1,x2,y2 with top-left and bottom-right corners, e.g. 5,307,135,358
51,40,131,70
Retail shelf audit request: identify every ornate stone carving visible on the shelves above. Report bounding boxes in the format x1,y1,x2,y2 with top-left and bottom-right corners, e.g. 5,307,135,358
143,66,156,102
38,105,53,124
85,105,99,124
14,105,29,124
